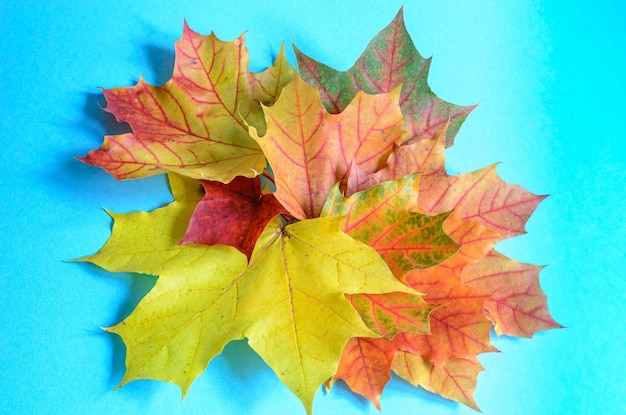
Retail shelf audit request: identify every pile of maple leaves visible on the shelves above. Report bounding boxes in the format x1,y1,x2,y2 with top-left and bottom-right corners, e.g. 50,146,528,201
77,9,560,414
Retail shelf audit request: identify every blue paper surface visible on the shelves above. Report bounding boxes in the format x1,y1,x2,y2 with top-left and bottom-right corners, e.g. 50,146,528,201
1,1,624,413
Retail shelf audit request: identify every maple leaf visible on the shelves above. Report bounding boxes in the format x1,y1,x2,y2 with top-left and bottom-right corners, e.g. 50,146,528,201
81,24,293,182
330,210,500,407
241,217,418,413
75,11,560,415
322,173,459,278
392,352,483,410
400,272,497,363
76,174,419,414
461,250,563,337
249,73,405,220
180,176,286,258
334,337,398,410
295,7,474,148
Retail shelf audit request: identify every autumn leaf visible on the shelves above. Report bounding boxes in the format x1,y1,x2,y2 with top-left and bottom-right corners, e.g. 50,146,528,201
393,352,483,410
76,11,561,415
399,272,497,363
180,176,286,258
241,217,417,413
334,337,398,410
249,73,405,219
322,173,459,278
418,164,547,239
73,174,249,392
461,250,563,337
75,173,212,273
81,24,293,182
295,7,474,147
76,172,419,414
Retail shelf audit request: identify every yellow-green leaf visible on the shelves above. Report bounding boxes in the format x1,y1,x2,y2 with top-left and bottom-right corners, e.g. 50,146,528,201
77,176,415,414
239,217,415,413
76,173,209,273
105,246,248,395
322,174,459,278
75,173,250,393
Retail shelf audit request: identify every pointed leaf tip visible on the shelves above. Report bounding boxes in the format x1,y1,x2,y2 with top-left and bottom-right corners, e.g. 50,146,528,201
296,6,472,147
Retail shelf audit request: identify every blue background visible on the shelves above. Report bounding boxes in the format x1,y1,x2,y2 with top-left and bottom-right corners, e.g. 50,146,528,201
1,1,624,414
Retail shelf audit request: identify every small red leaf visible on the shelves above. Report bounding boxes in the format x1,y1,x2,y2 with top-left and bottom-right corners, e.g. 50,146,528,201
180,176,286,258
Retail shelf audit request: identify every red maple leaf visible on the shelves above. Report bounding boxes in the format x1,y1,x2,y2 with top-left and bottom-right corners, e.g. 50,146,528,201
180,176,286,258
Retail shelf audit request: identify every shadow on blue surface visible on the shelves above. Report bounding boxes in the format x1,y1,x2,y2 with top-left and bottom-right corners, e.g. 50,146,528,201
142,43,175,86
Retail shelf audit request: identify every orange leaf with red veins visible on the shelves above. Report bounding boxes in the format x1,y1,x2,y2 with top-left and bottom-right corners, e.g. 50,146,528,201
418,164,547,239
396,214,499,361
332,292,434,407
461,250,563,337
334,337,398,410
348,292,434,339
249,73,405,219
392,352,483,410
403,271,497,362
81,24,293,182
180,176,286,258
346,122,447,195
347,121,545,240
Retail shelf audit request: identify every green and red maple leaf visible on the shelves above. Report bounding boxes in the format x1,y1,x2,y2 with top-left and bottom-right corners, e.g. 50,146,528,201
76,8,560,415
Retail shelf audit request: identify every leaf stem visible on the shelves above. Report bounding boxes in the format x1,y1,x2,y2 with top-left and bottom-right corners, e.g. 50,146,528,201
280,212,299,225
262,170,275,184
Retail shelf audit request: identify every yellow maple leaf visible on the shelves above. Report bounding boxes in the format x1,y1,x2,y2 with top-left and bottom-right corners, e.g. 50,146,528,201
77,174,418,414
